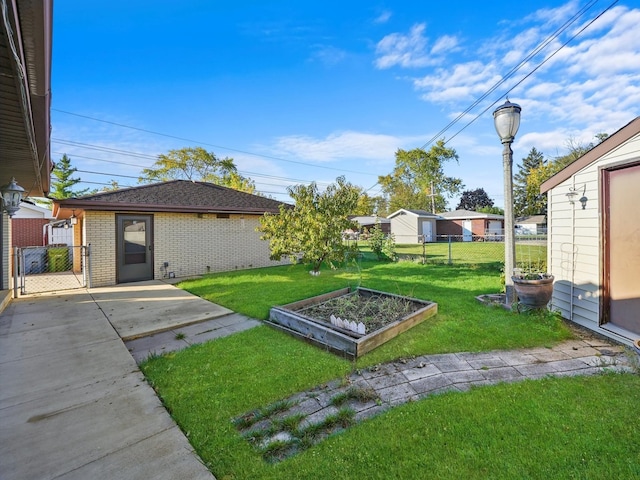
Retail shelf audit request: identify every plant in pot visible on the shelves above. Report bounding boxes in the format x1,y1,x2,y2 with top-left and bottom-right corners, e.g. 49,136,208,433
511,260,554,310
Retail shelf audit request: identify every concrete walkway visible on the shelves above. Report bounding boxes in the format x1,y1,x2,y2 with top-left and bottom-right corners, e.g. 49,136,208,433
0,281,229,480
237,338,634,454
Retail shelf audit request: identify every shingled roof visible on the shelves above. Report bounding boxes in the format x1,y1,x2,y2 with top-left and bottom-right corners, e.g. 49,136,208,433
53,180,289,215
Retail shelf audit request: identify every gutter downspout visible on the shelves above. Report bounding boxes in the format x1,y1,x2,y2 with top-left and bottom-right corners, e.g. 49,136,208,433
569,179,576,322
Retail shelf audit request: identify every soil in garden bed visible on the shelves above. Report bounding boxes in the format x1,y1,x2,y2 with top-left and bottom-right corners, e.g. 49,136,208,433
297,292,424,333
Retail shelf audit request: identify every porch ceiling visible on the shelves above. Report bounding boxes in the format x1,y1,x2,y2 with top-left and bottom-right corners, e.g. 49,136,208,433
0,0,53,198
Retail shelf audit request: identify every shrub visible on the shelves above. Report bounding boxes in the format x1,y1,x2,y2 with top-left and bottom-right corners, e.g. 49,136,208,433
369,223,397,261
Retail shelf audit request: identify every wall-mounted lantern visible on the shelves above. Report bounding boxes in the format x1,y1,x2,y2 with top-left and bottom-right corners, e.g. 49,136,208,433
567,185,588,210
70,209,78,225
0,178,25,217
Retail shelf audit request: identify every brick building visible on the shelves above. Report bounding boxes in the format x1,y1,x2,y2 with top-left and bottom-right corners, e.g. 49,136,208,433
52,180,290,287
11,202,53,247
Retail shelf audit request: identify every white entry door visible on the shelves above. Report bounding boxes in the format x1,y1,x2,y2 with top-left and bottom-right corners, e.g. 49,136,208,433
421,221,433,242
462,220,472,242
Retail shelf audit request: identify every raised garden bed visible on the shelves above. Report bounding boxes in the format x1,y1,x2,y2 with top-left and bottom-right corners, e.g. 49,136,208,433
267,287,437,359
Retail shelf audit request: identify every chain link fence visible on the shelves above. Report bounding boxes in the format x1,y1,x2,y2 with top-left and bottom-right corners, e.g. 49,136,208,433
13,245,91,295
392,234,548,268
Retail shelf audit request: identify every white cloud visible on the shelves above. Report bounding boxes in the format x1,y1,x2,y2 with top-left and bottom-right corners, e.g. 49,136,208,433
523,0,581,27
310,45,348,66
267,130,419,163
430,35,459,55
375,23,432,69
414,62,503,102
373,10,392,25
398,3,640,150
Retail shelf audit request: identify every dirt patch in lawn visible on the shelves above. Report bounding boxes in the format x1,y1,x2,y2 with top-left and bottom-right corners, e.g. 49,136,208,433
299,292,424,332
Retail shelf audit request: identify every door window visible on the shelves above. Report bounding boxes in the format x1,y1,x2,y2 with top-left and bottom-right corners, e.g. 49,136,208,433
123,220,146,264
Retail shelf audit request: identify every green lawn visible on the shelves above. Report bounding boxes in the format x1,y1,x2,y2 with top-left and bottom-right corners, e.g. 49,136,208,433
358,240,547,268
141,260,639,479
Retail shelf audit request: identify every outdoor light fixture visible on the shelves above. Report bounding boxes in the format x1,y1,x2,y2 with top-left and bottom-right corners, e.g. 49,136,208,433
493,99,521,305
70,209,78,225
0,177,25,217
579,194,588,209
567,185,588,210
566,189,579,204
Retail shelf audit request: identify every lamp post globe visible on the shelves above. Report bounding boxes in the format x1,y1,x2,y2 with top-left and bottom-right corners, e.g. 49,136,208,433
493,100,521,305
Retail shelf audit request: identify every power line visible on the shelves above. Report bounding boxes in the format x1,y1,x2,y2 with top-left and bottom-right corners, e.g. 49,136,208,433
53,149,335,188
443,0,619,147
52,110,379,177
421,0,614,150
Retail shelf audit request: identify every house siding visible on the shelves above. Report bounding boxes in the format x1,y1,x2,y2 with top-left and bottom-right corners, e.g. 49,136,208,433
390,213,419,243
547,131,640,340
84,210,288,287
12,218,48,247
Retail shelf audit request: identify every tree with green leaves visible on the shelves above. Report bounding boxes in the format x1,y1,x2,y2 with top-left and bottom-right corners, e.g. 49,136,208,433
456,188,494,211
378,141,463,213
88,180,121,195
258,176,359,274
50,154,89,199
477,205,504,215
514,147,545,217
515,134,609,216
140,147,256,193
368,222,397,261
350,189,387,216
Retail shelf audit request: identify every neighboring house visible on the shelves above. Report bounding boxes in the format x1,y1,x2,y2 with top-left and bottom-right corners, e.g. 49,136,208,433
346,216,391,238
540,116,640,346
387,209,441,243
437,209,505,241
52,180,291,287
515,215,547,235
0,1,53,301
11,201,54,247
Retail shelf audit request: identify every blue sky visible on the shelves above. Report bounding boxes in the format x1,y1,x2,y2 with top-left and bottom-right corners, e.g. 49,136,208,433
51,0,640,209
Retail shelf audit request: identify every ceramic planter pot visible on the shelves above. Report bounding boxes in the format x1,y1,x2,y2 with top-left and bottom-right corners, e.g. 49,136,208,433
512,275,554,309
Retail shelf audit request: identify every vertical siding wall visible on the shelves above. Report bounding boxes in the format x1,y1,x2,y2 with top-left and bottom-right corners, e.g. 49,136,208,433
548,132,640,331
390,214,418,243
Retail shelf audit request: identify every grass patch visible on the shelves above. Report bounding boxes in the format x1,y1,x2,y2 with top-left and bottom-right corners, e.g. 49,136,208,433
357,241,547,268
178,261,573,368
143,335,640,479
139,259,631,479
329,386,379,407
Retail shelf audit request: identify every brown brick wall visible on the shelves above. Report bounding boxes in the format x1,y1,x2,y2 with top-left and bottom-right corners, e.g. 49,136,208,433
436,219,488,237
436,220,461,236
11,218,48,247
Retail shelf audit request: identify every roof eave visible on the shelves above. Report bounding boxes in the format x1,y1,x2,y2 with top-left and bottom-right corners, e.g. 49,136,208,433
540,116,640,193
52,199,280,215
